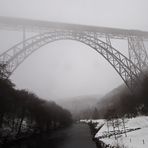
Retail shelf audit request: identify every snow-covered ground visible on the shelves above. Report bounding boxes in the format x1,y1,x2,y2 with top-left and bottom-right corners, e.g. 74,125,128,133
81,116,148,148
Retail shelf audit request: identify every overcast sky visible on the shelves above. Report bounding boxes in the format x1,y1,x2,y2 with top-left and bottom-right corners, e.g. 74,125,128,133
0,0,148,100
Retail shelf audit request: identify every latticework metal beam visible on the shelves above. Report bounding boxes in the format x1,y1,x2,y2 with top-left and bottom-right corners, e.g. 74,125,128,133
0,31,142,91
128,36,148,70
0,16,148,40
0,17,148,91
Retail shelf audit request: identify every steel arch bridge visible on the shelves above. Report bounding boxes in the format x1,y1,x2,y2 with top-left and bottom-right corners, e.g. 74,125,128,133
0,16,148,91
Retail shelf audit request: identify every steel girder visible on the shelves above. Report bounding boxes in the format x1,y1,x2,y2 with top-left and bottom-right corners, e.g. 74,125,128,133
0,31,142,91
1,16,148,40
128,36,148,70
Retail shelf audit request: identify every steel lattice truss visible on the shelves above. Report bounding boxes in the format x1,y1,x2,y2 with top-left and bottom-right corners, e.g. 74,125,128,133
128,36,148,70
0,17,148,91
0,31,142,91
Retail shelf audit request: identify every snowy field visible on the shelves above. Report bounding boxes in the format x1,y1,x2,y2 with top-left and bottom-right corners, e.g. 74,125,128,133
81,116,148,148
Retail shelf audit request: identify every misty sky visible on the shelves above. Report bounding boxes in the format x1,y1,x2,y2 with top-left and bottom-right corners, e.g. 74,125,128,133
0,0,148,100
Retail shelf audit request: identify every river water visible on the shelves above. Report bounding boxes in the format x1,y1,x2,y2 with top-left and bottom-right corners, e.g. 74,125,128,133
4,123,101,148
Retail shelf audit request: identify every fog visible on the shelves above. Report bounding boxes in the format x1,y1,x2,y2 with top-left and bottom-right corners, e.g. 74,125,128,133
0,0,148,30
0,0,148,100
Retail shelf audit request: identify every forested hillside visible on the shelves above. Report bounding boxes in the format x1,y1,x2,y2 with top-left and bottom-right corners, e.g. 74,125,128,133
93,72,148,119
0,64,72,142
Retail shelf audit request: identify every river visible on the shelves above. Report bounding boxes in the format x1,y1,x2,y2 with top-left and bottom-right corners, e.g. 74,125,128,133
4,123,101,148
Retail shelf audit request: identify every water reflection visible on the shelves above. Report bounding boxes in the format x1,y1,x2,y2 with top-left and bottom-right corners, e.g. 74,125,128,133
4,130,68,148
3,124,98,148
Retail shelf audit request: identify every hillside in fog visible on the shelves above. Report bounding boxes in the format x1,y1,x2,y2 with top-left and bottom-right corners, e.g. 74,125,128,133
55,95,102,119
94,73,148,119
95,85,128,111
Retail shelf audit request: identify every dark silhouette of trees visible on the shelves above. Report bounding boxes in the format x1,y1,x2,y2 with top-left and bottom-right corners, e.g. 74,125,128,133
94,71,148,120
92,108,99,119
0,63,72,141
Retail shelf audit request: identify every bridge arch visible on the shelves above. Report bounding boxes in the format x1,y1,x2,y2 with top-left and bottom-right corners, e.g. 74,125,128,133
0,31,141,91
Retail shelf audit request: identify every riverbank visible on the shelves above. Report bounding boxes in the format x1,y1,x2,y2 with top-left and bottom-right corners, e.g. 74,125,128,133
81,116,148,148
86,121,103,148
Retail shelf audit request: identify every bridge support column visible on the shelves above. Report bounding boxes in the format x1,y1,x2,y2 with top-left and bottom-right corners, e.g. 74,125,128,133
23,26,26,51
106,35,111,46
128,36,148,70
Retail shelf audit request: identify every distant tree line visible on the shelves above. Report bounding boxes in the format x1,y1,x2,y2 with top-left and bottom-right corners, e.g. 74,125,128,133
0,64,72,140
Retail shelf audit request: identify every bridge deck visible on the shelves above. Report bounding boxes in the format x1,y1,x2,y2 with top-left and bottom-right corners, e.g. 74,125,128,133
0,16,148,39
